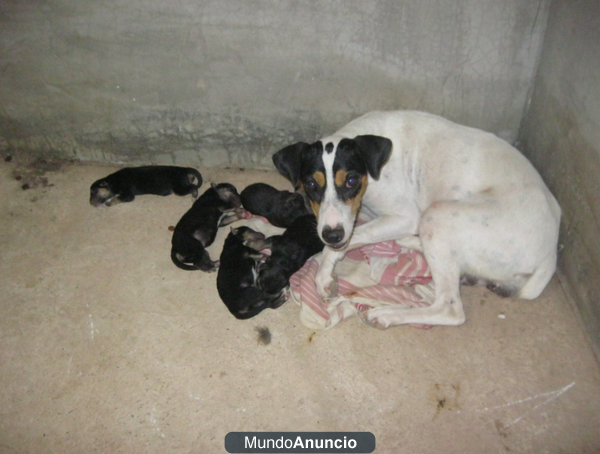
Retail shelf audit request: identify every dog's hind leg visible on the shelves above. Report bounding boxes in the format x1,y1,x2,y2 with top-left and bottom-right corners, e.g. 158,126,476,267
395,235,423,252
172,183,196,197
362,201,468,328
195,249,219,272
361,248,465,328
517,251,557,300
364,193,558,328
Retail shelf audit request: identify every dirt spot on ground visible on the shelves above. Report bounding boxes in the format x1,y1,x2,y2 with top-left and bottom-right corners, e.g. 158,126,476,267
255,326,272,345
6,156,70,190
432,382,462,419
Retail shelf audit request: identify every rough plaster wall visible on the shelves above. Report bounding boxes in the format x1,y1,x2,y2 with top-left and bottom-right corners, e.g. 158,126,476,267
0,0,548,168
518,1,600,356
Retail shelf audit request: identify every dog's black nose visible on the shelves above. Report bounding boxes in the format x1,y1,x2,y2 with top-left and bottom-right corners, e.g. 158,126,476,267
322,225,345,245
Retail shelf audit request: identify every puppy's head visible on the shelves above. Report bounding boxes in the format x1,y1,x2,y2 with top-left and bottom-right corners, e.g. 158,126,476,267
231,226,269,249
278,191,310,223
273,135,391,249
257,256,288,296
89,179,116,207
231,290,287,320
210,182,242,208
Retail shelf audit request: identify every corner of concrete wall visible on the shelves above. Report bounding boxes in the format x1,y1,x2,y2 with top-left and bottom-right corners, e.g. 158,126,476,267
518,1,600,357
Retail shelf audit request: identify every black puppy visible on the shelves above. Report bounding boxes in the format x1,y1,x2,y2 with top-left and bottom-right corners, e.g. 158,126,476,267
90,166,202,207
255,215,324,296
171,183,245,272
240,183,310,228
217,227,286,320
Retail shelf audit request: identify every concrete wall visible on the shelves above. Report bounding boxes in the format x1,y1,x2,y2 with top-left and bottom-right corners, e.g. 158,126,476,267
0,0,548,168
518,1,600,356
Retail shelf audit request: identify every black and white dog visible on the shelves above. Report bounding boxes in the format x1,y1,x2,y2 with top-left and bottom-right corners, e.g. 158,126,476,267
90,166,202,207
273,110,561,328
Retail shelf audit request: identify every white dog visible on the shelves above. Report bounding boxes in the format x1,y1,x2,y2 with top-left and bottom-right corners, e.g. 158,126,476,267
273,110,561,328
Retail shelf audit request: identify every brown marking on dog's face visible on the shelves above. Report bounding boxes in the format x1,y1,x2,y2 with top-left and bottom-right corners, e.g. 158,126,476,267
349,175,368,215
308,199,321,217
303,171,326,218
313,171,325,188
333,170,368,216
334,169,347,188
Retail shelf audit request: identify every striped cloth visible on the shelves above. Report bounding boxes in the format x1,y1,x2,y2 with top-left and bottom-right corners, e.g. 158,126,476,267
288,240,434,330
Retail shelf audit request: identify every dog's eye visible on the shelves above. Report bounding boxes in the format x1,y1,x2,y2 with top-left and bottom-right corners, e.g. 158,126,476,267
305,180,317,190
346,176,358,188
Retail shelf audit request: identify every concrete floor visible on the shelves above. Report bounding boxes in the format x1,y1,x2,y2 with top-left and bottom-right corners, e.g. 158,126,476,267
1,156,600,454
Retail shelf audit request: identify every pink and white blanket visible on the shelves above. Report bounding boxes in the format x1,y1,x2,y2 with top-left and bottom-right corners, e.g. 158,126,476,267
289,240,435,330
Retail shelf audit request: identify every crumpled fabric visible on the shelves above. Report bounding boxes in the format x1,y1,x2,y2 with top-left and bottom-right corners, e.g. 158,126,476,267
288,240,435,330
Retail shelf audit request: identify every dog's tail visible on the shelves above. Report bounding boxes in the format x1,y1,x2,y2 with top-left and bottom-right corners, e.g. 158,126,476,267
171,247,199,271
187,168,203,187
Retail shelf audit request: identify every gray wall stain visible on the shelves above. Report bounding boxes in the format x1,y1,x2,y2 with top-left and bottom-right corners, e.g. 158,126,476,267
0,0,549,166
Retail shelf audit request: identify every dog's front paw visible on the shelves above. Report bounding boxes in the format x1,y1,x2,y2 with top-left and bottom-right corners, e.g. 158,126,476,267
315,271,338,299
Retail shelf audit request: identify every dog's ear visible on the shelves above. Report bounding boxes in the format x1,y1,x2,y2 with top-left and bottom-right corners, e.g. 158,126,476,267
353,135,393,180
272,142,309,189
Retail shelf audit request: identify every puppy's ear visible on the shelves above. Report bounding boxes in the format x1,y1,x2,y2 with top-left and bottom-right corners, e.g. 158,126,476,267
272,142,309,189
353,135,392,180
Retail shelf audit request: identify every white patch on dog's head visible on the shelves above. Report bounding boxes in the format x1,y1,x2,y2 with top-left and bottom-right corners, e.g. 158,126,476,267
316,137,363,249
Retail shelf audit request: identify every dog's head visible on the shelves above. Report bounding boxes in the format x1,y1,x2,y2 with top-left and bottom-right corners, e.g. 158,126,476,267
277,191,310,225
89,178,116,207
209,182,243,209
273,135,392,249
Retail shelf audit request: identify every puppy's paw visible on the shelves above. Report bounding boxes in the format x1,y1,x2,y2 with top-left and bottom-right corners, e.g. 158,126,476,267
199,260,220,272
104,197,121,207
239,209,253,220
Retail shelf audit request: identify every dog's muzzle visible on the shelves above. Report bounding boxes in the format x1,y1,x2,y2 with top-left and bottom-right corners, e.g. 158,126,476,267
322,225,346,249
